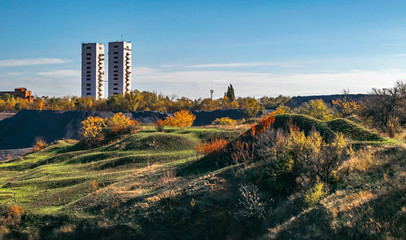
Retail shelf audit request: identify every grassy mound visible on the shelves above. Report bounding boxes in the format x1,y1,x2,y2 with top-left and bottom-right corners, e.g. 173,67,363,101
326,118,385,142
0,123,401,240
104,132,197,152
272,114,336,140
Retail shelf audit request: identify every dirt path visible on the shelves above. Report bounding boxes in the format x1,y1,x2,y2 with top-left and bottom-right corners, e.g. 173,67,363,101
0,113,15,121
0,148,31,161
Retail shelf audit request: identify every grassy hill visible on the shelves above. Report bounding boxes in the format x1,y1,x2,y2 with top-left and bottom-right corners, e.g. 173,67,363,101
0,120,404,239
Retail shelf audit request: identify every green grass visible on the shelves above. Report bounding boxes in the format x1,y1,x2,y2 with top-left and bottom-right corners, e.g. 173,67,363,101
0,122,402,239
0,127,240,216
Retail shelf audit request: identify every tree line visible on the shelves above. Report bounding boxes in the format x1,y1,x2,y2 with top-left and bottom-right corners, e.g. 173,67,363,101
0,85,289,117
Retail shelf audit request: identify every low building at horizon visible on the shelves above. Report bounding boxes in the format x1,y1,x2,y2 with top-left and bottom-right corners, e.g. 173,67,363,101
0,87,34,103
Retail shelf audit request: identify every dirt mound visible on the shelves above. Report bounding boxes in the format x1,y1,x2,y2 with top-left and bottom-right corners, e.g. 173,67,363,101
192,109,246,125
285,94,368,109
0,109,246,150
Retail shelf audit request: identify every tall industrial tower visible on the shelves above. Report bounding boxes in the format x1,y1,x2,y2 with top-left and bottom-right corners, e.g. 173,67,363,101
81,43,105,99
108,41,132,96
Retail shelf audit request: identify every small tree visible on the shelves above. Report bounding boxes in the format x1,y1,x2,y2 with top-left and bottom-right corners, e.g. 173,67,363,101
226,84,236,102
105,112,140,134
81,116,106,143
296,99,334,120
124,90,143,111
164,110,196,127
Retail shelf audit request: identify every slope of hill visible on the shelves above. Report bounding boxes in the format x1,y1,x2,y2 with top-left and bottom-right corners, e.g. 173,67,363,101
0,118,403,240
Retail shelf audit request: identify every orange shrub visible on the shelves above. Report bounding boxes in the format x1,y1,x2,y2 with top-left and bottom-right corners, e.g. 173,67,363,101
5,205,24,226
106,112,140,134
251,116,275,136
165,110,196,127
32,137,47,152
154,119,166,132
195,138,228,155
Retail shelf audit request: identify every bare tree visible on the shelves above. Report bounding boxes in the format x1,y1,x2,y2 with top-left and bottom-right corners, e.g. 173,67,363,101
360,81,406,134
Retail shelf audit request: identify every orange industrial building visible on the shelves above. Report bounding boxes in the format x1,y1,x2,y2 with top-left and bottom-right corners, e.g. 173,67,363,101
0,88,34,103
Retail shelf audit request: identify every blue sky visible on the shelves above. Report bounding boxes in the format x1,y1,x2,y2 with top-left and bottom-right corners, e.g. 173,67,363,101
1,0,406,99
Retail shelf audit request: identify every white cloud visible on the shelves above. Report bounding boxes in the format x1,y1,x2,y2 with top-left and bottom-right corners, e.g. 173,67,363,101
186,62,282,68
133,68,406,98
0,58,68,67
37,70,80,77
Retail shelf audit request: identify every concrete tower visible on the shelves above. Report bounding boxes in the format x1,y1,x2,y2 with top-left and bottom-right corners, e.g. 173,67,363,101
81,43,105,99
108,41,132,96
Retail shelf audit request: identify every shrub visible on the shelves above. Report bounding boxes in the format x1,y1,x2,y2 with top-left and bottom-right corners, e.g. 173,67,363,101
0,205,24,227
296,99,334,120
332,98,360,117
154,119,166,132
269,107,286,116
212,117,237,126
233,183,267,222
195,138,228,155
81,116,106,142
105,112,140,135
32,137,47,152
231,140,254,163
161,169,177,185
387,116,401,138
165,110,196,127
251,116,275,136
304,182,327,207
338,148,375,175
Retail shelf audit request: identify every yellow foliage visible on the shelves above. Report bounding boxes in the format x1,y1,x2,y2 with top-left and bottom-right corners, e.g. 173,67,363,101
164,110,196,127
297,99,334,120
332,99,360,117
81,116,106,141
106,112,140,133
212,117,237,126
305,182,327,207
269,107,286,116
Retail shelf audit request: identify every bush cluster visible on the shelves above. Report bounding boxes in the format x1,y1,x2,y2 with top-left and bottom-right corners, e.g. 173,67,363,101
81,112,141,145
154,110,196,131
212,117,237,126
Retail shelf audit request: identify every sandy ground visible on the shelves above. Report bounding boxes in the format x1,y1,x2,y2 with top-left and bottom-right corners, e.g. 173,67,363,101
0,148,31,161
0,113,15,121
